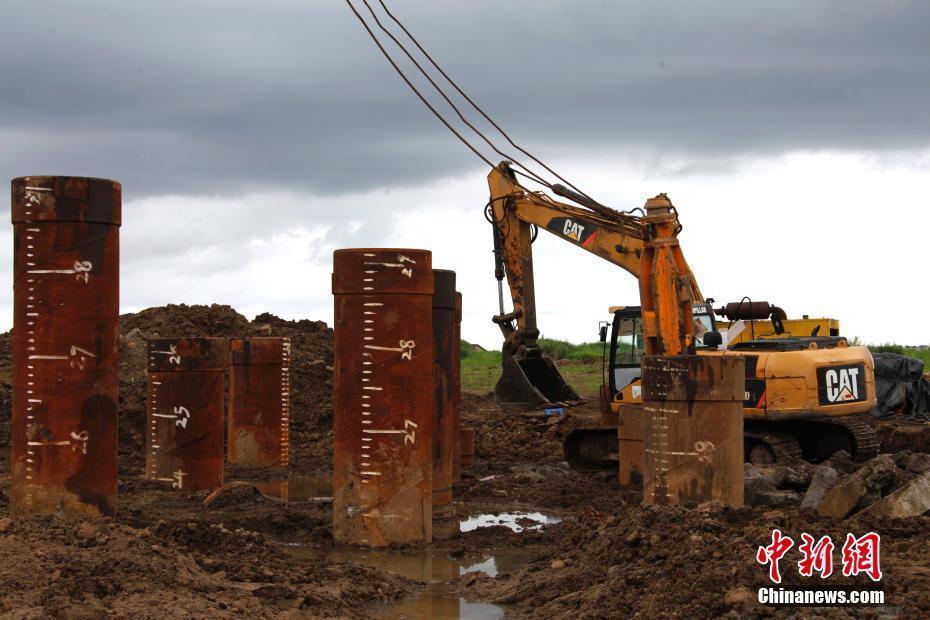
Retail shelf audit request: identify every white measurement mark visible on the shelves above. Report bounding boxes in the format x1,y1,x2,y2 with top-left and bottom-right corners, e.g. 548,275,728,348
363,420,418,445
173,406,191,428
363,386,383,391
27,260,94,283
70,431,89,455
151,344,181,365
364,303,384,307
363,340,416,360
155,470,187,489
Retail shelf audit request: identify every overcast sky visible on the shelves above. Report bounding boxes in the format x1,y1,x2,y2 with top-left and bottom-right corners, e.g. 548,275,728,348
2,1,929,347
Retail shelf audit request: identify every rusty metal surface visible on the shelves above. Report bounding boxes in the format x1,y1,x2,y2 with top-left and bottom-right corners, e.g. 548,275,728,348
227,337,291,470
641,355,744,506
452,291,462,482
146,338,226,491
618,404,644,487
432,270,456,517
10,176,121,518
460,428,476,467
332,248,434,546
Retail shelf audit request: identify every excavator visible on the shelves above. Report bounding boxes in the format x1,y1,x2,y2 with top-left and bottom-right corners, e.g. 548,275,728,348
486,161,878,468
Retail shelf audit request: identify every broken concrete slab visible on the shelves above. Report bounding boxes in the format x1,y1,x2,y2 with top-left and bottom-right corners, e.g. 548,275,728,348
816,455,896,519
800,464,839,512
861,471,930,518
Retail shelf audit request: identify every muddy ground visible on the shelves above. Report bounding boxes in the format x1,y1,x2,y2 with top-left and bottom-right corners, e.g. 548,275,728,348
0,304,928,618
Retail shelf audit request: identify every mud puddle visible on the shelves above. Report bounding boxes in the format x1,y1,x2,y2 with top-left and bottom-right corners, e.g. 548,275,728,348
284,511,556,619
323,546,540,619
460,511,562,532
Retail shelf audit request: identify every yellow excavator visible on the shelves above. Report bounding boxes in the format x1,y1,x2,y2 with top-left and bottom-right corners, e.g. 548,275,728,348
486,161,878,467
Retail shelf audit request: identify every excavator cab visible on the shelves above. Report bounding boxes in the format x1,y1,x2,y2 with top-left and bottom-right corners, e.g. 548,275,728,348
603,303,717,409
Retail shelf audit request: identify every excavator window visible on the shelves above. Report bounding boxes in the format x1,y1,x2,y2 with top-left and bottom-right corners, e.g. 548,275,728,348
616,318,643,366
607,303,718,399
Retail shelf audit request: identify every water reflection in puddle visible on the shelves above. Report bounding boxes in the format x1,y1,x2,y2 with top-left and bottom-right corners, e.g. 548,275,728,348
460,511,562,533
327,547,538,619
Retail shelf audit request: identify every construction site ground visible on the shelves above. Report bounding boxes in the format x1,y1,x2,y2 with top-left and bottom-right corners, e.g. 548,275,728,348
0,305,928,618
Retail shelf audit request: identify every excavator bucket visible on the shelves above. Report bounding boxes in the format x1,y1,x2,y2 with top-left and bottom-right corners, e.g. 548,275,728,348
494,349,581,412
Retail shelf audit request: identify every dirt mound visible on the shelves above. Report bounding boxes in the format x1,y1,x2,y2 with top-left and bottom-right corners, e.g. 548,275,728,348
0,304,334,476
120,303,252,338
117,305,334,475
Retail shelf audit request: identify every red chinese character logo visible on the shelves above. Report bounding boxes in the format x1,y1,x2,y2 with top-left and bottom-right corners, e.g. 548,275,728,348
841,532,882,582
756,528,795,584
797,533,834,578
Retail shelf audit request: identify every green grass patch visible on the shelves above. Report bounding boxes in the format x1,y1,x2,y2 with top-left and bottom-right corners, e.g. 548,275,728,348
537,337,605,361
460,339,605,397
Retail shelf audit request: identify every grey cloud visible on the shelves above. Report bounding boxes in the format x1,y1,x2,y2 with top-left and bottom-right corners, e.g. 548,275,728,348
1,0,928,199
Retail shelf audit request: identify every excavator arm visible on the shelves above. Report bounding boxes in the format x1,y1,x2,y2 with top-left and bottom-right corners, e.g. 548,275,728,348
487,161,703,410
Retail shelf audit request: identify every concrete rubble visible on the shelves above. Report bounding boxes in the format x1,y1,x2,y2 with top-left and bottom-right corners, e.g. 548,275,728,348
861,471,930,518
816,454,896,518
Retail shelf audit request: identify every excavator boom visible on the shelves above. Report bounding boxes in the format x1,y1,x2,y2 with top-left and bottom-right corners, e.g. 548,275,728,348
487,161,701,410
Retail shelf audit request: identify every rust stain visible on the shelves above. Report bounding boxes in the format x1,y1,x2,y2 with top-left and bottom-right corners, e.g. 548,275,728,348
10,176,121,518
332,248,434,546
145,338,226,492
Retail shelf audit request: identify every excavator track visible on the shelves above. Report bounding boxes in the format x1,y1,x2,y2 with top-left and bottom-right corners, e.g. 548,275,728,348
807,416,880,462
743,430,802,465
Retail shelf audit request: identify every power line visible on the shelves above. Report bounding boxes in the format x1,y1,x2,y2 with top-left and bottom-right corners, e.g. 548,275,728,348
344,0,499,172
357,0,554,189
374,0,603,206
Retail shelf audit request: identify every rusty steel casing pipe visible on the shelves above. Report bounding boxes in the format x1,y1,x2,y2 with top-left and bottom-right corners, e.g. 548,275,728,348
431,270,456,518
618,403,644,488
11,176,121,518
228,337,291,471
146,338,226,491
642,355,745,506
332,248,434,546
460,427,476,466
451,291,463,481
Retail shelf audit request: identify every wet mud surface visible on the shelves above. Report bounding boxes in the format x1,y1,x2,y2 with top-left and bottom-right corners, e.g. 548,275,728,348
0,305,928,617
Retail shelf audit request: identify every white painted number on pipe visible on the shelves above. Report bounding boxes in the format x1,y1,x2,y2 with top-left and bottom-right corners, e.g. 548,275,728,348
174,406,191,428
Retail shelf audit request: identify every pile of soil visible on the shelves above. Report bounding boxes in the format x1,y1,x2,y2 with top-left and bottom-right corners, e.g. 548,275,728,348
0,304,335,476
113,304,335,475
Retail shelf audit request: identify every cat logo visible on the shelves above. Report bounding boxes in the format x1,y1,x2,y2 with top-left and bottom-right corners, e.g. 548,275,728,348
817,364,866,405
563,219,586,241
546,216,596,247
